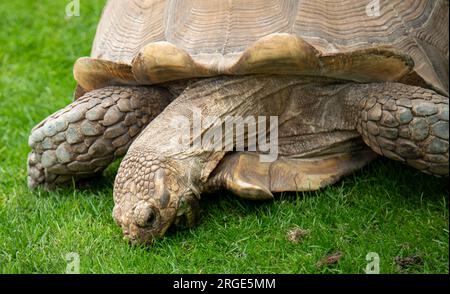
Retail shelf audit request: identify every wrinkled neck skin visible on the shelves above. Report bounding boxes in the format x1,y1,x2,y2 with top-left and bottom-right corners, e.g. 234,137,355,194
113,75,363,244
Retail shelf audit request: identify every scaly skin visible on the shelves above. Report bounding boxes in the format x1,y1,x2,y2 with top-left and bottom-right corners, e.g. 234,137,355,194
351,83,449,176
112,75,449,244
27,86,173,189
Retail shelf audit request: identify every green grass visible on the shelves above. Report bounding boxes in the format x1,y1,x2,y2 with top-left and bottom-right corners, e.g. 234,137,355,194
0,0,448,274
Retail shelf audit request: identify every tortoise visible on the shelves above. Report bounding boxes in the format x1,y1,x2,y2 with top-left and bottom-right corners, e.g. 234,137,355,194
28,0,449,244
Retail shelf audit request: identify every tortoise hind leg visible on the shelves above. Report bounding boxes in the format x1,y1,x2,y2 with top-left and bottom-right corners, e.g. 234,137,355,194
352,83,449,176
27,86,172,189
205,149,377,200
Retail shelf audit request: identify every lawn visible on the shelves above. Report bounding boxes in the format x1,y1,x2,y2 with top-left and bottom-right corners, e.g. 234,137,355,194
0,0,448,274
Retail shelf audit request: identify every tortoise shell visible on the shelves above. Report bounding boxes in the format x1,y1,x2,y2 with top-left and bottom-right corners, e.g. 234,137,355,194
74,0,449,96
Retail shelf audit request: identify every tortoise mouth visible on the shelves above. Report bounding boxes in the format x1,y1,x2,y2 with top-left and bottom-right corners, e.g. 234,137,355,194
174,193,200,229
173,209,192,228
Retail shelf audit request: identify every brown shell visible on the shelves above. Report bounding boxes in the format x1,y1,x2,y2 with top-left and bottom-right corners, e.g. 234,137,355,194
74,0,449,96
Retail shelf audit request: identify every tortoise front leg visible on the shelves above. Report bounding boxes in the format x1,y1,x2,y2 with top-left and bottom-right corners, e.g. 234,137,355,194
27,86,173,189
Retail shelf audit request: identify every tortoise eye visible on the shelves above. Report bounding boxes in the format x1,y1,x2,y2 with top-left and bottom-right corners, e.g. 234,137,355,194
144,208,156,227
134,203,158,228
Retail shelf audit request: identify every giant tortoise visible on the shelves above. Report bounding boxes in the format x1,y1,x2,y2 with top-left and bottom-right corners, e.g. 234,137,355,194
28,0,449,244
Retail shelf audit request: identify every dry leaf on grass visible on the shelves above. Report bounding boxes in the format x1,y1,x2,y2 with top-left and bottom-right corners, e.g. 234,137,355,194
316,251,344,268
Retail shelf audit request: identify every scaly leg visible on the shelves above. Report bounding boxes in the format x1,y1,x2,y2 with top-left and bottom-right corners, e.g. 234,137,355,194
349,83,449,176
28,86,173,188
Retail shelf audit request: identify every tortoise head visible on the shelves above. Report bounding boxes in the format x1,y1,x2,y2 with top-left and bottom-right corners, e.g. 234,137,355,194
112,151,200,245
